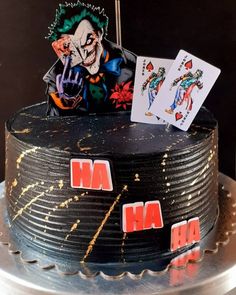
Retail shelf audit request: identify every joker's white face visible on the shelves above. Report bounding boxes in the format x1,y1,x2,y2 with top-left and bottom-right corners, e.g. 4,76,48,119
72,19,104,75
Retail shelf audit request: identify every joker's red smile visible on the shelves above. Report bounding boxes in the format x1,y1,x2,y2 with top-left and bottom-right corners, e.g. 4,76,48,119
82,48,96,67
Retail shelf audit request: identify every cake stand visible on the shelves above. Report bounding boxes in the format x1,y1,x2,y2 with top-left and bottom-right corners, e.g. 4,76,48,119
0,173,236,295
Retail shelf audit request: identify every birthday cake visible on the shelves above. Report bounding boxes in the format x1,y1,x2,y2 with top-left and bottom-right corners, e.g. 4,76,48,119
5,103,218,263
5,1,219,264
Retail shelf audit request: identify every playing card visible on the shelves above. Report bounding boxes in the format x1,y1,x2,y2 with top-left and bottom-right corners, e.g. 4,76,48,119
52,35,82,68
149,50,221,131
131,56,173,124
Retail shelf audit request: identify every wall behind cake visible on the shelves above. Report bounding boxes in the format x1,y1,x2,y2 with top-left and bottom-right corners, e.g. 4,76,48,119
0,0,235,181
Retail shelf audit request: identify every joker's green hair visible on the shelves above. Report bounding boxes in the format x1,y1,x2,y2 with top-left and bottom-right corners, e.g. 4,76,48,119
47,1,109,41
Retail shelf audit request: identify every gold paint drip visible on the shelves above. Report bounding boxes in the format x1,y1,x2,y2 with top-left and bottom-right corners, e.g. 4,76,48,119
9,179,18,196
78,124,137,151
191,124,212,132
60,198,74,209
12,186,54,223
126,133,156,142
121,232,127,262
59,193,86,209
12,128,31,134
165,137,185,152
81,185,128,263
134,174,140,182
58,180,64,190
161,152,168,166
44,193,87,222
161,160,166,166
106,123,136,134
190,150,216,186
14,182,43,207
16,147,40,169
65,219,81,241
13,179,18,187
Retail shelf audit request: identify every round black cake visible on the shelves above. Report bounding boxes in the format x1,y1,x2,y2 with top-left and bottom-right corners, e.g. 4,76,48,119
5,102,218,263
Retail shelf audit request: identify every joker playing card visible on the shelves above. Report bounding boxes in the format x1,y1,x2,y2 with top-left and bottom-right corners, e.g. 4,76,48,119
131,56,173,124
52,35,82,68
149,50,221,131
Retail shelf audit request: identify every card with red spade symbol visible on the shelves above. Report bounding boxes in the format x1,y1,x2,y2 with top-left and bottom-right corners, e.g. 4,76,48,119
185,60,193,70
146,62,154,72
149,50,221,131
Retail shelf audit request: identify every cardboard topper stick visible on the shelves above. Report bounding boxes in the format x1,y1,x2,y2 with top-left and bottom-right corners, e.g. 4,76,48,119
115,0,122,47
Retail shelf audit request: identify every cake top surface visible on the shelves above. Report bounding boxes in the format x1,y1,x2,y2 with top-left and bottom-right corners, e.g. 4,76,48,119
7,103,217,157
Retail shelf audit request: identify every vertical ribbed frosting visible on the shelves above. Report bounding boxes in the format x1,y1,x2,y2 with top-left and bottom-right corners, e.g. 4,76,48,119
5,102,218,263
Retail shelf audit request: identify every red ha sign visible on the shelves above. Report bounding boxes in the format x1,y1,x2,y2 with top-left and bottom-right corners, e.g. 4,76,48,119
170,218,201,252
70,159,113,191
122,201,164,233
122,199,201,252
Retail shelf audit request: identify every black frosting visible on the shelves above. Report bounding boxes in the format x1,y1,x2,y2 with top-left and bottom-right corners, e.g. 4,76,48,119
5,102,218,263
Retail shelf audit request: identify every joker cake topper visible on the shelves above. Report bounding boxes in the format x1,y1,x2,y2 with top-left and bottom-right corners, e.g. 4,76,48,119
44,1,136,116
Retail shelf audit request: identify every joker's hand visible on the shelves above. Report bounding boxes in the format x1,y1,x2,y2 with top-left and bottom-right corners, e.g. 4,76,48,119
56,56,83,99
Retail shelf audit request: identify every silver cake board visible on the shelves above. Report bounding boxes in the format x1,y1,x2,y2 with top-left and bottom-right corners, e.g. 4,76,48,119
0,173,236,295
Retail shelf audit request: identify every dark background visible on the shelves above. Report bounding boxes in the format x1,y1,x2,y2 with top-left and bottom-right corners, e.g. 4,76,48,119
0,0,235,181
